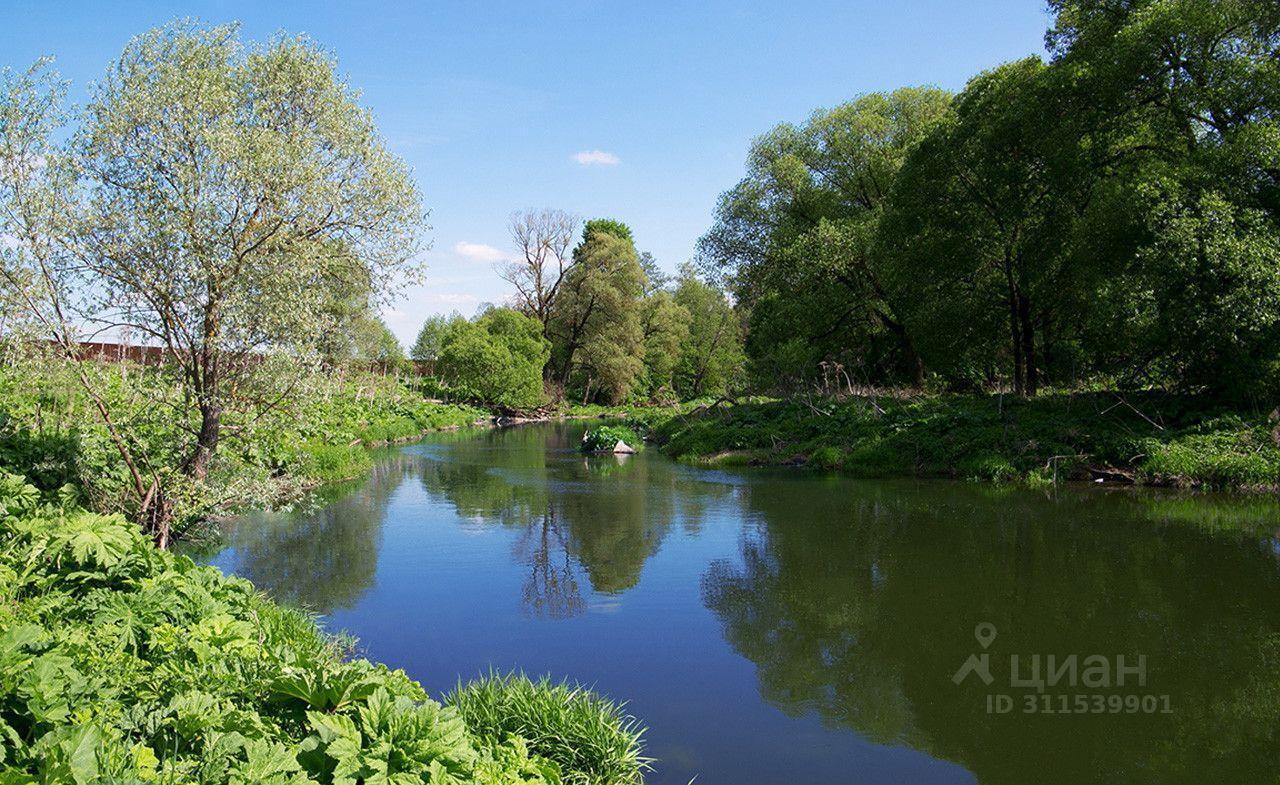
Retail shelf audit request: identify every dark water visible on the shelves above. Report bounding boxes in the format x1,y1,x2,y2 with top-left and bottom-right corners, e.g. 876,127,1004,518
204,422,1280,785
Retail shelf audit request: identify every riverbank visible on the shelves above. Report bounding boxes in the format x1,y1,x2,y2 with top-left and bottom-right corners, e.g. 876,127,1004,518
640,394,1280,491
0,354,491,524
0,470,646,783
0,358,649,783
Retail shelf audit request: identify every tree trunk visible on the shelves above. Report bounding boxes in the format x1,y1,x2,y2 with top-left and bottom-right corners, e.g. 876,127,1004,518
1018,293,1037,397
878,313,926,389
187,400,222,480
1006,292,1024,396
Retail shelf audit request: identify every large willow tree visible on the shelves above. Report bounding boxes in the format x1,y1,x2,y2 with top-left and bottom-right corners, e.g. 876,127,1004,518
77,22,424,478
699,87,951,390
0,22,424,541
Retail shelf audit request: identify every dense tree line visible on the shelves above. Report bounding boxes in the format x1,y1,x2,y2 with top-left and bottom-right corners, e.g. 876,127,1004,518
417,215,744,408
701,0,1280,403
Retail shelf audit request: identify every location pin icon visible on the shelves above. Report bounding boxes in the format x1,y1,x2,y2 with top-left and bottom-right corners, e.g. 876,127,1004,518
974,622,997,649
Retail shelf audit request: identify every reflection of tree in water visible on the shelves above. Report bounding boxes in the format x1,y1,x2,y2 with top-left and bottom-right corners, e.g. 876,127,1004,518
417,422,733,610
219,454,412,613
515,509,585,619
702,480,1280,785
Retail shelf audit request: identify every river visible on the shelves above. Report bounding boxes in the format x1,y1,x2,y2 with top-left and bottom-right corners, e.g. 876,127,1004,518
204,421,1280,784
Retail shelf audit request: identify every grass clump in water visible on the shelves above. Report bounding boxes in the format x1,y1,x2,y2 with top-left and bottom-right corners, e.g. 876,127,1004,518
580,426,643,453
449,672,650,785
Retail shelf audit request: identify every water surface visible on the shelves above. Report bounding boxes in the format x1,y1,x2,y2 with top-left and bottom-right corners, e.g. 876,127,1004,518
206,422,1280,784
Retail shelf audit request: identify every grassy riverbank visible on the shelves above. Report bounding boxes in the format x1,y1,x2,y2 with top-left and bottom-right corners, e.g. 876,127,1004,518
0,356,649,784
643,394,1280,491
0,354,489,523
0,472,645,783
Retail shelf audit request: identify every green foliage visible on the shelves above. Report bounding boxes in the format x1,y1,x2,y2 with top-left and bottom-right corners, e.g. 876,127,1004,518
580,219,634,246
449,673,648,785
0,353,486,521
0,472,636,783
412,314,453,362
699,87,951,391
649,394,1280,491
672,270,744,399
699,2,1280,403
580,426,642,454
437,309,551,411
548,231,646,405
0,22,427,499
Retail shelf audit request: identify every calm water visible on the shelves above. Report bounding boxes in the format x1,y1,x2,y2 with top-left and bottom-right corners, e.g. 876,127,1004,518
204,422,1280,785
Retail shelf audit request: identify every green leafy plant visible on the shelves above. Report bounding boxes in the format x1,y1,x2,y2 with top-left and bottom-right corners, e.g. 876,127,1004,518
0,472,643,784
580,427,642,454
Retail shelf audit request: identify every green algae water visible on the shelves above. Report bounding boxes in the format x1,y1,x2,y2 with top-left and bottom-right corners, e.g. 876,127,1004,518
205,421,1280,785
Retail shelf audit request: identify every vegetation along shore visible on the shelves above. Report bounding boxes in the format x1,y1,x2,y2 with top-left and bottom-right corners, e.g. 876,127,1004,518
1,1,1278,782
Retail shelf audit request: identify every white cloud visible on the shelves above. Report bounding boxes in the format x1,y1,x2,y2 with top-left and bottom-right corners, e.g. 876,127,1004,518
430,293,480,305
572,149,620,166
452,241,507,262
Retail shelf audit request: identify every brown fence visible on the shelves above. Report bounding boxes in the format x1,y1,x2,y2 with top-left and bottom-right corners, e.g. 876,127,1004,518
60,340,168,366
55,340,436,376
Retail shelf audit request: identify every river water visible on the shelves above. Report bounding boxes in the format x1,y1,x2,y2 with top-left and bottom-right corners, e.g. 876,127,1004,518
205,421,1280,784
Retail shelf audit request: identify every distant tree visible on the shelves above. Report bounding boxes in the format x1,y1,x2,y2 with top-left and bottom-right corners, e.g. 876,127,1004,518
353,317,404,364
674,267,744,399
436,308,549,410
638,289,690,401
581,218,634,245
548,223,646,403
638,251,670,294
499,208,580,334
410,314,451,363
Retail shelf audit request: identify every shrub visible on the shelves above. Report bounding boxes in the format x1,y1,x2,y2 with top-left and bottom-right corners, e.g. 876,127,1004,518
809,446,844,470
580,426,642,453
449,673,649,785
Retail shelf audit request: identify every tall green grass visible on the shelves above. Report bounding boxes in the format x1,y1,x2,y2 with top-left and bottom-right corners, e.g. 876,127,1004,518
449,672,650,785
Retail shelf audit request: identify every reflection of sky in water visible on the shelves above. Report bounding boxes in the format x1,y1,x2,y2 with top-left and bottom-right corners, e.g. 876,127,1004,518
204,422,1280,785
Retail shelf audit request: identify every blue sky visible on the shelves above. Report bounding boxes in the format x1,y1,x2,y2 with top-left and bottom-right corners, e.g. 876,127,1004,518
1,1,1053,345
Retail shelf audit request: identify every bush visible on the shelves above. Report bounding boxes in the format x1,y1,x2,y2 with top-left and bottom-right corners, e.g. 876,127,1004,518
580,426,642,453
449,673,649,785
0,472,626,784
809,446,844,470
437,310,550,411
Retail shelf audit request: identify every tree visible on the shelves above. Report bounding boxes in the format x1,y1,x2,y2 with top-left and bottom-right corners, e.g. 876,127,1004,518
499,208,580,336
411,314,451,363
1044,0,1280,400
352,317,404,364
882,60,1098,396
699,88,951,390
673,267,744,399
78,22,421,477
436,308,549,410
638,289,690,401
546,222,647,404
